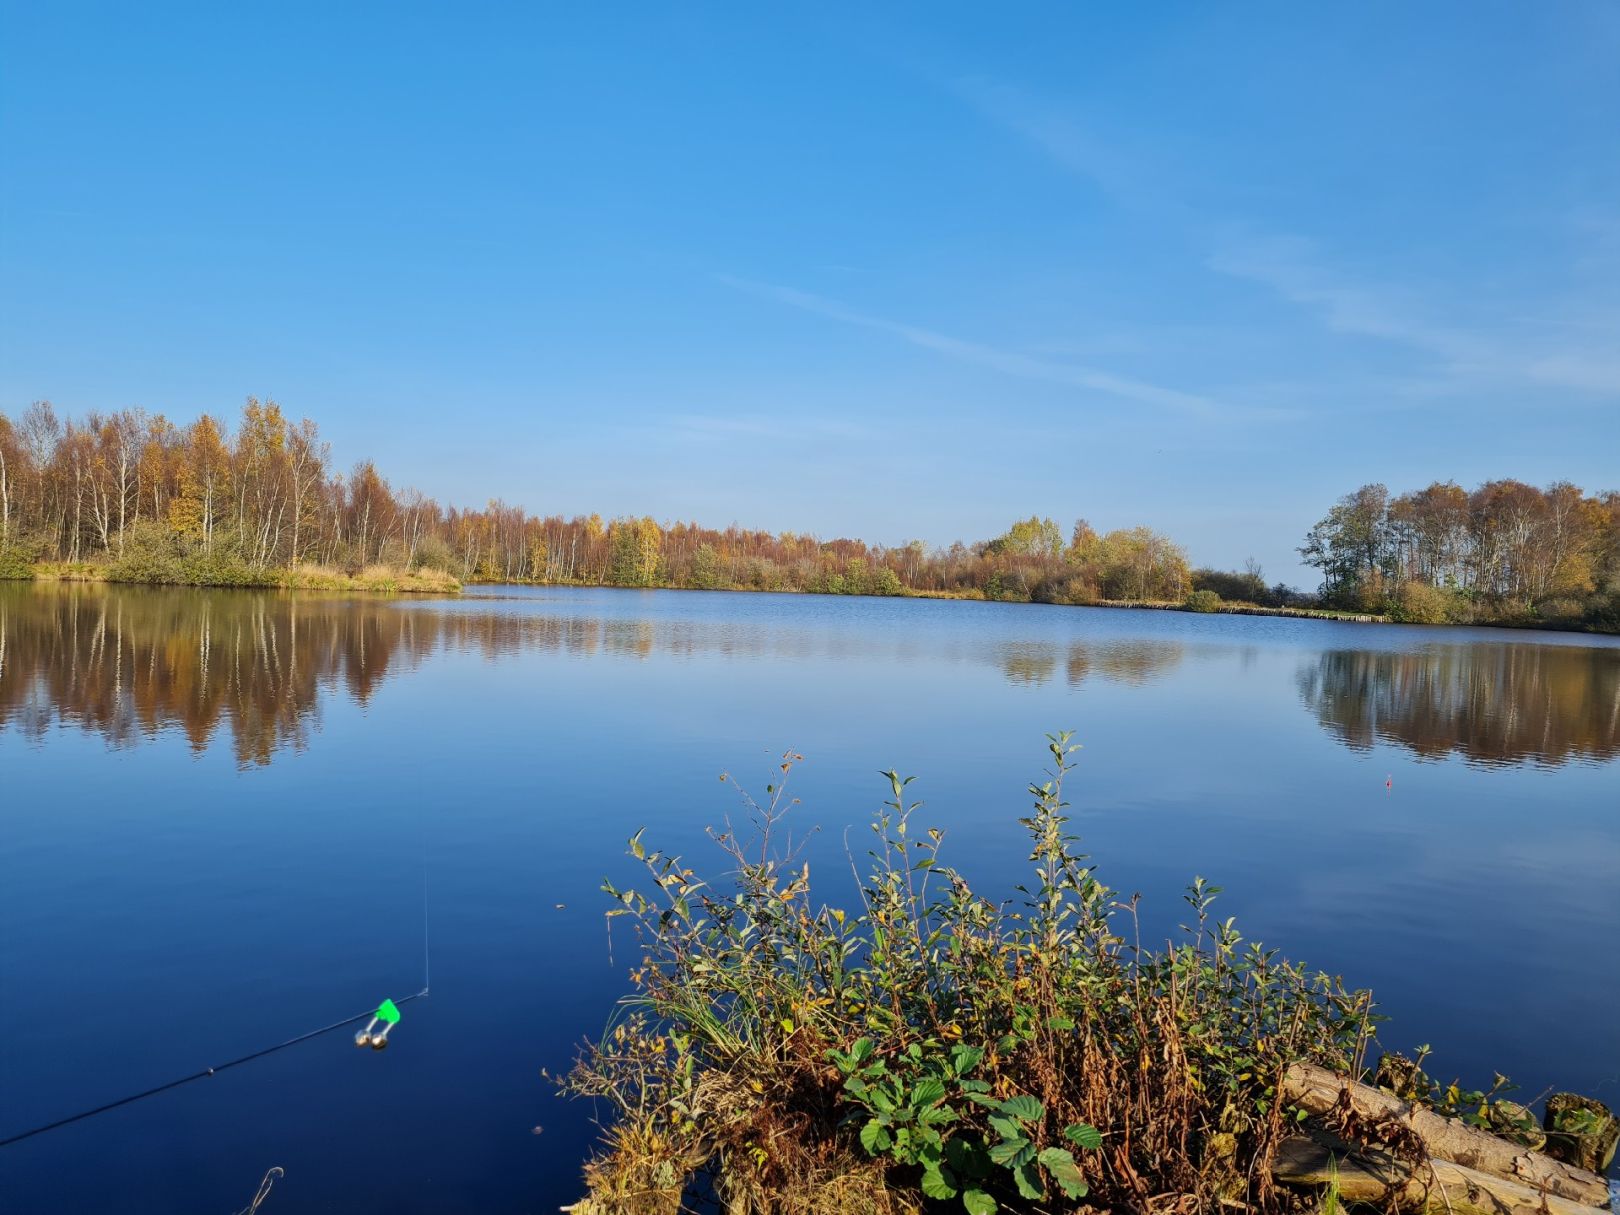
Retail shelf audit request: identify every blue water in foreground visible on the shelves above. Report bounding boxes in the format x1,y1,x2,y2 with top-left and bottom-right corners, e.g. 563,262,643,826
2,583,1617,1211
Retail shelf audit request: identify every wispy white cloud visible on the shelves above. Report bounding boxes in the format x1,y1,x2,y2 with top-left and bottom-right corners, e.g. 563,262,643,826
1209,234,1620,399
1208,236,1489,363
951,76,1144,204
718,275,1232,417
954,75,1620,405
1522,353,1620,396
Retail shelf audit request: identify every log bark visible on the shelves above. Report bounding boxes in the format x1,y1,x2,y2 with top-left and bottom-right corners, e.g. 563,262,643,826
1282,1061,1610,1208
1274,1134,1607,1215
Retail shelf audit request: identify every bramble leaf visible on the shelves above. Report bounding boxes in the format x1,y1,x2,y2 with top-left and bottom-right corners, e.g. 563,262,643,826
912,1078,946,1107
945,1138,990,1179
998,1095,1043,1123
988,1137,1035,1168
951,1045,984,1073
988,1113,1023,1141
1063,1122,1103,1150
1039,1146,1089,1198
1012,1160,1044,1199
920,1166,956,1199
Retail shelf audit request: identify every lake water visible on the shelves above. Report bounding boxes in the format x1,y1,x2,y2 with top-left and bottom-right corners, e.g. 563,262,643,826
1,582,1617,1211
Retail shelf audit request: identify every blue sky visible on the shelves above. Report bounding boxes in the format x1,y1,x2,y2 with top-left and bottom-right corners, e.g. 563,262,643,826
2,3,1616,584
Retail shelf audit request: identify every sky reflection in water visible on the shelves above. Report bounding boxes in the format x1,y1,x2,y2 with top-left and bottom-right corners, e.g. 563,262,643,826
1,583,1616,1213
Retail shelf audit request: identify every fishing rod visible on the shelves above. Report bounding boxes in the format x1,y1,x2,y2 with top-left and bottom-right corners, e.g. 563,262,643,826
0,987,428,1149
3,868,433,1150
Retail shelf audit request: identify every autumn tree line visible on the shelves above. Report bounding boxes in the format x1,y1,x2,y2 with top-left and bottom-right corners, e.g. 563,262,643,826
1300,480,1620,628
2,401,1615,628
0,400,1195,602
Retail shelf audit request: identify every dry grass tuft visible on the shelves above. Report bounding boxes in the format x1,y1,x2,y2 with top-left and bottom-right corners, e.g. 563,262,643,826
277,562,460,593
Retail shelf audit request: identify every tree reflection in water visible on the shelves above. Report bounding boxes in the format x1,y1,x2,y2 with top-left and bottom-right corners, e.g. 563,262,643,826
1,588,1195,765
1297,643,1620,769
997,639,1187,688
0,585,442,765
5,585,1615,772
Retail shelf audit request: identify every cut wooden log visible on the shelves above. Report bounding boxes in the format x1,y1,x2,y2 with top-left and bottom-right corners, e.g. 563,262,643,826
1487,1100,1548,1152
1282,1061,1611,1208
1274,1134,1608,1215
1546,1093,1620,1174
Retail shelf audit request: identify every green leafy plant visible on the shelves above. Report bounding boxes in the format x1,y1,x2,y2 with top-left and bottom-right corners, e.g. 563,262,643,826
566,737,1393,1213
1380,1046,1534,1135
828,1032,1103,1212
967,1091,1098,1205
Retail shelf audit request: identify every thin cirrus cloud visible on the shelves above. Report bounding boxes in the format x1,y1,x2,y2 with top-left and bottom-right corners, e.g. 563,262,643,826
716,274,1230,418
949,76,1161,212
954,77,1620,406
1208,236,1492,368
1209,235,1620,401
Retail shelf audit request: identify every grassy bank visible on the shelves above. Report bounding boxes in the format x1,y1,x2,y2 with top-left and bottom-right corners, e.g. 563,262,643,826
276,562,460,593
12,558,1618,631
562,738,1586,1214
1066,594,1389,624
11,559,460,594
485,574,1616,633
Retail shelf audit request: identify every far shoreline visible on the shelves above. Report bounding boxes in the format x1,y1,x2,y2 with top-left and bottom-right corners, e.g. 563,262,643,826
10,564,1616,637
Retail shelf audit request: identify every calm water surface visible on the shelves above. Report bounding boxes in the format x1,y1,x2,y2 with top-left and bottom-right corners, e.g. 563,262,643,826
2,583,1617,1211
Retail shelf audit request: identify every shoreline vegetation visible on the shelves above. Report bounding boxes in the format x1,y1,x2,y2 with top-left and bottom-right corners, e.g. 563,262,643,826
1,400,1615,631
563,739,1617,1214
5,556,1382,621
20,557,460,594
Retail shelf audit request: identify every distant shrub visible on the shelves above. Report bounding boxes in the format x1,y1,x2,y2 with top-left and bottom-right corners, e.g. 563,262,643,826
1535,596,1588,626
744,558,783,591
1583,584,1620,632
1191,567,1273,606
1185,589,1222,613
1388,581,1470,624
106,523,187,584
866,565,903,596
687,543,723,590
1032,575,1097,605
183,545,257,587
984,570,1033,602
807,560,904,597
106,524,260,586
412,534,456,574
0,536,44,579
